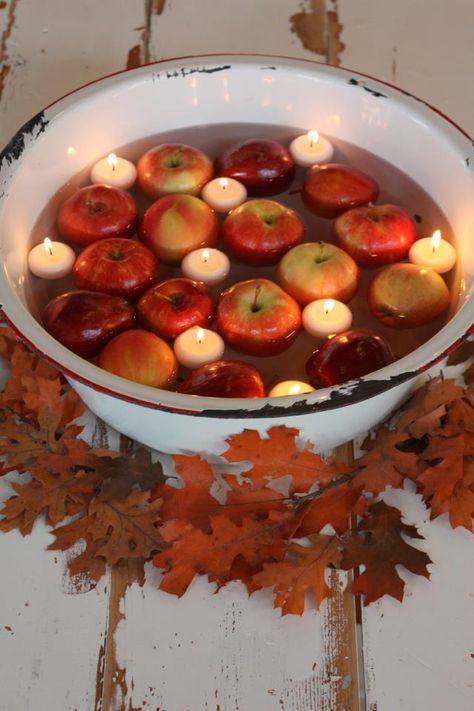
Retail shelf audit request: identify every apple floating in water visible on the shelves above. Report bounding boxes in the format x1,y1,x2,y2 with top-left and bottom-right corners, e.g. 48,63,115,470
222,198,304,266
306,329,395,387
303,163,379,219
137,143,213,201
368,262,450,329
215,139,296,196
216,278,301,356
332,204,417,268
179,360,265,398
57,184,139,246
138,278,215,341
43,290,136,357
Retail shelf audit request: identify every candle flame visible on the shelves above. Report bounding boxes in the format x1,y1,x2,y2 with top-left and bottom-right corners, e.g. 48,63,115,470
196,328,205,344
202,249,209,263
43,237,53,256
289,383,302,395
324,298,335,315
107,153,118,171
219,178,229,191
431,229,441,252
307,130,319,148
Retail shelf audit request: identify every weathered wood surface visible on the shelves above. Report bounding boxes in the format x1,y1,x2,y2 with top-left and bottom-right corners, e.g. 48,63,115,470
1,1,474,710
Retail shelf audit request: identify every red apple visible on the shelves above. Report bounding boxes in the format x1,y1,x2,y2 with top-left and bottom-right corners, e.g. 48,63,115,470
137,278,214,340
139,193,218,265
368,263,450,329
57,184,138,246
277,242,359,305
137,143,213,201
215,139,296,196
216,278,301,356
306,329,395,387
222,199,304,265
332,204,416,267
72,238,158,299
179,359,265,398
98,329,177,388
303,163,379,219
43,290,136,357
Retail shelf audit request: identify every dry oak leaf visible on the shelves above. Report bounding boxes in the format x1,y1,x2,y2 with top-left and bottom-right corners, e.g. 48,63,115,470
396,378,463,434
221,474,287,524
49,490,164,567
1,344,58,413
252,535,342,615
340,501,432,605
153,513,288,597
417,434,465,503
297,482,367,536
98,448,167,500
151,454,217,531
429,457,474,530
222,426,345,493
352,428,418,493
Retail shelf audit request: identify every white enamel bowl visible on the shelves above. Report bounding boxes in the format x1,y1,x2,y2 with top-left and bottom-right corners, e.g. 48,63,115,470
0,55,473,455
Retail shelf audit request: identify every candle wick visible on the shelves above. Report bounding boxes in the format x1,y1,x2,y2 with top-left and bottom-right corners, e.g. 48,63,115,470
48,246,53,256
432,244,436,253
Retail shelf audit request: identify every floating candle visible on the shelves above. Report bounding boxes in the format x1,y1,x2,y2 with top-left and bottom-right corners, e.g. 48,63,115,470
28,237,75,279
408,229,457,274
289,130,334,167
302,298,353,338
181,248,230,285
268,380,315,397
90,152,137,190
201,177,247,212
174,326,225,369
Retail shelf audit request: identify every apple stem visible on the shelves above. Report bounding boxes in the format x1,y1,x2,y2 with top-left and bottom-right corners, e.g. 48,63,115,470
153,291,181,306
85,197,107,215
251,284,262,313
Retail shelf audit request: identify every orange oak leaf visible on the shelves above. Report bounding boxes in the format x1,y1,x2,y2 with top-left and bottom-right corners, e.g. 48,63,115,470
352,428,418,493
417,434,465,503
396,378,463,433
297,482,367,536
428,458,474,530
222,426,343,493
252,535,341,615
340,501,432,605
221,474,287,523
154,513,288,596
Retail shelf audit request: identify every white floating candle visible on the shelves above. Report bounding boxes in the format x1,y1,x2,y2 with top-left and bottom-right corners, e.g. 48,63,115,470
174,326,225,369
90,152,137,190
408,229,457,274
289,130,334,167
28,237,75,279
181,248,230,286
268,380,315,397
201,177,247,212
302,298,353,338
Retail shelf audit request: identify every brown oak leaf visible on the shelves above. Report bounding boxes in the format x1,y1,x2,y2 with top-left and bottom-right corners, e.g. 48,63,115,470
429,458,474,530
396,378,463,433
98,448,167,500
417,434,465,504
352,428,418,493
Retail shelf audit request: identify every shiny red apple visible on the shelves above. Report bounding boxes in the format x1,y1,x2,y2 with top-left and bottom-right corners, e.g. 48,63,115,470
137,278,214,340
332,204,417,267
139,193,218,265
72,238,158,299
215,139,296,196
306,329,395,387
98,329,178,388
43,290,136,357
277,242,359,305
57,184,138,246
137,143,213,201
222,198,304,265
216,278,301,356
303,163,379,219
179,359,265,398
368,262,450,329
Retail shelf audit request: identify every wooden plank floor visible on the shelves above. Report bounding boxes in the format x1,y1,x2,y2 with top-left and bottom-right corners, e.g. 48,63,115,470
1,2,474,709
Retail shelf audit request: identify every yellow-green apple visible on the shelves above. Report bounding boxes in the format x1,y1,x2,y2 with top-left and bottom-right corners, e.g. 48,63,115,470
139,193,218,264
216,278,301,356
222,198,304,265
57,184,138,246
306,329,395,387
303,163,379,219
179,359,265,397
72,238,158,299
137,143,213,200
277,242,359,305
368,262,450,328
137,277,214,340
98,329,178,388
332,204,416,267
215,139,295,196
43,290,136,357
